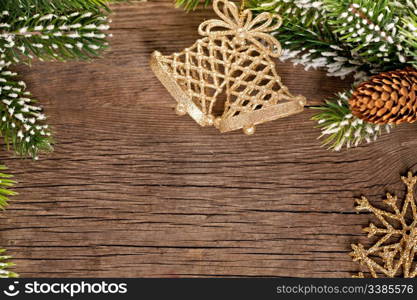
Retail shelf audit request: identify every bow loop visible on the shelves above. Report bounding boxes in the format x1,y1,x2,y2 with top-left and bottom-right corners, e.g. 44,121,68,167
198,0,282,57
247,12,282,33
215,0,241,26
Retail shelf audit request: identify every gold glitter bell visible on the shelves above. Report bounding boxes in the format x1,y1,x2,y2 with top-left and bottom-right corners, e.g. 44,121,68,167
150,0,306,135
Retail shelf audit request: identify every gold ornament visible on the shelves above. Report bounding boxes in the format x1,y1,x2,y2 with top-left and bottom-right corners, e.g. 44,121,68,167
150,0,306,135
350,172,417,278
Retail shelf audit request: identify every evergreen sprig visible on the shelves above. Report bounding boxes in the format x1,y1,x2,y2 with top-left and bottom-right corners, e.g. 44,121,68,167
400,3,417,64
0,165,18,278
0,0,122,157
324,0,407,67
0,59,52,158
1,0,116,13
0,165,17,209
0,248,18,278
311,92,392,151
250,0,361,78
0,4,112,63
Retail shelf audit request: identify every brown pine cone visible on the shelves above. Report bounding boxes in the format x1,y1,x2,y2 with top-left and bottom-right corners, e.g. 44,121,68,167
349,67,417,125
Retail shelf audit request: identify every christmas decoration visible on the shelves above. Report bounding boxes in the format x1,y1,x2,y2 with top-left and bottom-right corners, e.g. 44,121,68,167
152,0,306,135
349,67,417,125
177,0,417,149
350,172,417,278
0,0,119,157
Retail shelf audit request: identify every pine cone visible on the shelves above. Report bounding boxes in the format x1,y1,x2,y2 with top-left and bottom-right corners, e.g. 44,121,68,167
349,68,417,125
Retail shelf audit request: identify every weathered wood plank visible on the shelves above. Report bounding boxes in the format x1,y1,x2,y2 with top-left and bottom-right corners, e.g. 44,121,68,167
0,0,416,278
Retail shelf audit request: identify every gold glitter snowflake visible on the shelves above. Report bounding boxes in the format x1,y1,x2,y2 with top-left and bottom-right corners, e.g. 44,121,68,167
350,172,417,278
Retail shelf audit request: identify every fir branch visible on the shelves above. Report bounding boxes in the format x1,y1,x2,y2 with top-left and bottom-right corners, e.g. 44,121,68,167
249,0,411,77
0,249,18,278
0,165,16,209
249,0,324,19
245,1,360,78
0,59,52,158
323,0,407,66
0,0,114,14
0,166,17,277
0,0,126,157
278,24,361,79
311,92,392,151
0,7,111,63
398,3,417,67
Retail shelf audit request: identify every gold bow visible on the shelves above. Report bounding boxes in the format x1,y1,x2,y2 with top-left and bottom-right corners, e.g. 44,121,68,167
198,0,282,57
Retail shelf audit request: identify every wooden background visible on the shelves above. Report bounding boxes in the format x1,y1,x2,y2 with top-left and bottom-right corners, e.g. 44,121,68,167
1,0,417,278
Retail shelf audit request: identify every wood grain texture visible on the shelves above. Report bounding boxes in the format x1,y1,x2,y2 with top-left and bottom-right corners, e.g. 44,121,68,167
1,0,417,278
